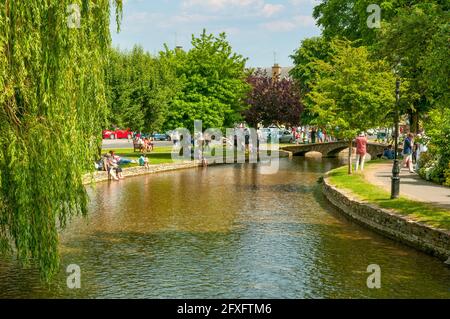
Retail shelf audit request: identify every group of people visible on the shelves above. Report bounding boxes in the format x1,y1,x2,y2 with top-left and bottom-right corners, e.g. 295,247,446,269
401,132,428,173
95,151,128,181
95,150,153,181
355,131,428,173
291,127,335,144
135,135,154,152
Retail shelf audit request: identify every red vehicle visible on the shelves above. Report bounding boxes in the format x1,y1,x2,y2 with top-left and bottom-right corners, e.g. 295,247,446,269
102,128,133,140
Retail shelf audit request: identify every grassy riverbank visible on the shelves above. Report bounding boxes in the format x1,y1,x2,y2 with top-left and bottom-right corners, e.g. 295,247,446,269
102,146,175,167
327,162,450,231
103,143,292,168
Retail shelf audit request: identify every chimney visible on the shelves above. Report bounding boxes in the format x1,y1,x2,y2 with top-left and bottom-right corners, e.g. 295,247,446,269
272,63,282,81
175,46,183,53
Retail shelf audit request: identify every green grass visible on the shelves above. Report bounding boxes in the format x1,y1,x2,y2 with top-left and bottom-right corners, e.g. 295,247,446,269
102,146,176,166
327,163,450,231
103,144,286,168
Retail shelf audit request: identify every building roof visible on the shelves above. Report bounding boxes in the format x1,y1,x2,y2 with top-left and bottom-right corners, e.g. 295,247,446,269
252,66,293,79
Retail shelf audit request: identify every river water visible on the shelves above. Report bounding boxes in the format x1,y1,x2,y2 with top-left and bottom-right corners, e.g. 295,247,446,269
0,157,449,298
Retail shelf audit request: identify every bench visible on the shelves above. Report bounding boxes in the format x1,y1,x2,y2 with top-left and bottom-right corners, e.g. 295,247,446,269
133,142,143,153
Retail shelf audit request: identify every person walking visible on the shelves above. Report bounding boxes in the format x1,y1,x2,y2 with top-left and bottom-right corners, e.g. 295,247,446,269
355,133,368,171
415,134,427,171
402,133,415,173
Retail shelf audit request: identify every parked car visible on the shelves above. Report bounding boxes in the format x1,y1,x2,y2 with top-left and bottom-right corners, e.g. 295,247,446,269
260,127,279,142
278,130,294,143
152,133,171,141
102,128,133,140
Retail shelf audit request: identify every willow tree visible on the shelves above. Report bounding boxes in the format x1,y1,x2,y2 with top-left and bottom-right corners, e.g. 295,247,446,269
0,0,122,280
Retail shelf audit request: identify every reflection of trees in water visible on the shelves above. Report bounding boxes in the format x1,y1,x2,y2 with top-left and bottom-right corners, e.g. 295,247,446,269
2,158,450,298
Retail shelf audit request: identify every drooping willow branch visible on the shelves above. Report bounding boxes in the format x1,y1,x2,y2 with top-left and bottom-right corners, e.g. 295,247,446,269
0,0,122,280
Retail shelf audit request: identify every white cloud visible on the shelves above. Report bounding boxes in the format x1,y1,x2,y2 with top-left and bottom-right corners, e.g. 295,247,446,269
261,20,296,32
261,15,316,32
182,0,264,11
260,4,284,17
172,13,219,24
182,0,284,17
292,15,316,26
289,0,320,6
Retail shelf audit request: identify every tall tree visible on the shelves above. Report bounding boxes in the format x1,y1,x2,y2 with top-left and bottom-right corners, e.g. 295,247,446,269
312,0,448,45
307,40,396,174
105,46,179,132
244,71,303,128
0,0,122,280
289,37,334,124
377,2,449,132
162,30,250,131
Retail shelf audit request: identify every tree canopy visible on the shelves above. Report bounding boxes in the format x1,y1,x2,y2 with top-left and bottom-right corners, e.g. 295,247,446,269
307,40,396,173
289,37,335,124
376,2,449,132
161,30,250,131
105,46,179,132
244,71,303,128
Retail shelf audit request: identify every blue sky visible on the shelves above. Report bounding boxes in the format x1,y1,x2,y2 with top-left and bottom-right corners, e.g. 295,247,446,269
110,0,322,67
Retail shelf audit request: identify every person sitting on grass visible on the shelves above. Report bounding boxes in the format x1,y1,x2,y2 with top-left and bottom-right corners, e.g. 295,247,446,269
109,150,135,165
382,145,395,160
138,154,150,169
140,138,152,152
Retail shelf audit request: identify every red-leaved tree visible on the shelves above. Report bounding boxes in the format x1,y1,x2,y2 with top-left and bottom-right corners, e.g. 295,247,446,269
243,70,303,128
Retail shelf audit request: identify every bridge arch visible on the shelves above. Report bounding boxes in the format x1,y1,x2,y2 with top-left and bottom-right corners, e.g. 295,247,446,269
282,141,387,159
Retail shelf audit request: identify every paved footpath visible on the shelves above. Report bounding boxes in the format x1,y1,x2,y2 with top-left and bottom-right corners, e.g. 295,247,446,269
365,162,450,209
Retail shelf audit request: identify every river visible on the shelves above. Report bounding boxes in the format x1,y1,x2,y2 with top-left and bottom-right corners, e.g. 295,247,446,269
0,157,449,298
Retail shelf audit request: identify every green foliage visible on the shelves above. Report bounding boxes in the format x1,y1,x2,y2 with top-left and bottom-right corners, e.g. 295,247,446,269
307,40,396,140
162,30,250,131
312,1,449,132
377,2,448,131
0,0,122,280
289,37,335,124
290,37,334,95
419,108,450,185
313,0,447,45
105,46,180,132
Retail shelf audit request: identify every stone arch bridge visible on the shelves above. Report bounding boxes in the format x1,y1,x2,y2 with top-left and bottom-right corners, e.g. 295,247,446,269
281,141,388,158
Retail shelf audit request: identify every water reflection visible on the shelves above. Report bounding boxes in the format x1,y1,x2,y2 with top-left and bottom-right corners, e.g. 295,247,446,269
0,157,449,298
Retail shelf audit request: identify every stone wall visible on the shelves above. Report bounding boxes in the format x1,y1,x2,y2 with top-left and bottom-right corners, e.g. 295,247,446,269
83,161,203,185
322,176,450,261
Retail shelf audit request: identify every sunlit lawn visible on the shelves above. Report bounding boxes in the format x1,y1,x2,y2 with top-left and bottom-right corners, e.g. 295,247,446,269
102,146,175,166
327,162,450,231
103,143,289,168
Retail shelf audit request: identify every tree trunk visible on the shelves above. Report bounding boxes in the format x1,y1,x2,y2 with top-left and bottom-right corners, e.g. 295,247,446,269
348,140,353,175
409,110,419,134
